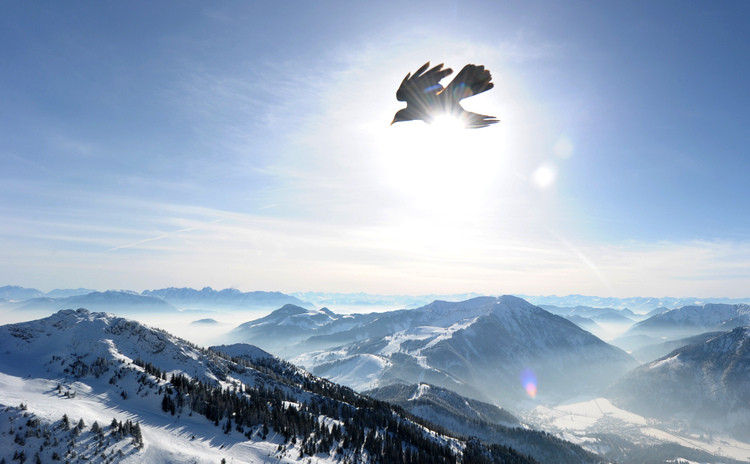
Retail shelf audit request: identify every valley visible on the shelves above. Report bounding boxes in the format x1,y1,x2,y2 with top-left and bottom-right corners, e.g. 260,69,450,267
2,286,750,463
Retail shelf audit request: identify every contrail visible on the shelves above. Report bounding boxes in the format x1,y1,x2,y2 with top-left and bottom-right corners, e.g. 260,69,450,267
547,228,616,296
5,152,58,176
105,219,223,252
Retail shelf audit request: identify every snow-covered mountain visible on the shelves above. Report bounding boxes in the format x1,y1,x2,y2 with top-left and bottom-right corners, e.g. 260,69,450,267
0,285,313,314
540,305,638,322
290,291,483,312
614,303,750,352
5,290,178,314
0,285,44,301
291,291,750,315
236,304,339,331
45,287,98,298
631,303,750,334
366,383,602,464
609,326,750,441
630,331,725,364
520,295,750,313
234,296,637,407
0,309,548,463
366,382,519,428
230,304,381,355
142,286,314,310
540,305,638,340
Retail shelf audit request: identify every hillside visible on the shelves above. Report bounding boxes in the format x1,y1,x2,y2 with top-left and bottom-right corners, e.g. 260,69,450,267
614,303,750,352
624,303,750,337
609,326,750,441
0,309,545,463
234,296,638,406
366,383,603,464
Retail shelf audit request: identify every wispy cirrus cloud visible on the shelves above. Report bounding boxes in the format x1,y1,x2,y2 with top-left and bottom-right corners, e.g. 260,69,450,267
4,192,750,297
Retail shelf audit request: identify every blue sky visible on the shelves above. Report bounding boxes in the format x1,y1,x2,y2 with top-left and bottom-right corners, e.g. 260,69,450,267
2,1,750,297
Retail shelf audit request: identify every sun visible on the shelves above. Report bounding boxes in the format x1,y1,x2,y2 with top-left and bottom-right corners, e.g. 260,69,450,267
430,113,468,132
376,115,507,220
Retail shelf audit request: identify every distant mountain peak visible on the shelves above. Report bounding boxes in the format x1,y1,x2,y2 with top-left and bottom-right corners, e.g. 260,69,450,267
320,307,336,317
141,286,314,310
266,296,639,406
277,303,309,314
0,285,44,301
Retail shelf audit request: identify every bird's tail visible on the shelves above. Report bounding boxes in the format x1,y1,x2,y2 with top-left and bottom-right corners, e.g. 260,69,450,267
442,64,494,101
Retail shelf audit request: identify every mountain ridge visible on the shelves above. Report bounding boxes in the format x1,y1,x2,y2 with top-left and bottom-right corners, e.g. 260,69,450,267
1,308,550,463
609,326,750,441
232,296,638,407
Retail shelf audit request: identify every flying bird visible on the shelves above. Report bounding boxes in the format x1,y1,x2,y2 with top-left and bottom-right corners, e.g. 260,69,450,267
391,62,499,129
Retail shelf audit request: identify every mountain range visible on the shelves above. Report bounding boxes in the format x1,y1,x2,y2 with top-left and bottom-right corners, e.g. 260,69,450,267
609,326,750,441
614,303,750,353
7,284,750,315
628,303,750,335
0,285,313,314
5,290,179,314
539,305,638,323
520,294,750,313
233,296,638,407
1,308,566,463
3,287,750,463
142,287,313,310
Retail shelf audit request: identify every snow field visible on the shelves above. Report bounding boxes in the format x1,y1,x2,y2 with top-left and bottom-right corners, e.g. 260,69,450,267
526,397,750,462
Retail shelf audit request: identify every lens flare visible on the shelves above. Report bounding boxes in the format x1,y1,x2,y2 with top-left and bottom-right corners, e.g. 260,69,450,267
521,368,538,399
531,162,557,190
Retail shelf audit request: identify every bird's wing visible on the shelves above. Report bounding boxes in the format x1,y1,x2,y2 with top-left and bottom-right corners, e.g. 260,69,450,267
461,111,500,129
396,62,453,103
442,64,494,101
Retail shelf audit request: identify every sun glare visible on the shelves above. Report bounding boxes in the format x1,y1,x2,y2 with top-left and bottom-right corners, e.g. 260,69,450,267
431,113,467,132
532,162,557,190
377,116,508,221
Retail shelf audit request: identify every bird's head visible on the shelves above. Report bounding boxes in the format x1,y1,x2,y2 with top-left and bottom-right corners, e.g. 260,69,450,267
391,108,413,125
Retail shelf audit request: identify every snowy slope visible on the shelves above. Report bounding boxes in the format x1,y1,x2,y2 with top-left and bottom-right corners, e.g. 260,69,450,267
609,326,750,441
0,310,301,463
366,383,520,427
230,304,356,355
630,331,725,363
365,383,605,464
0,309,539,464
287,296,637,407
526,397,750,464
232,297,514,358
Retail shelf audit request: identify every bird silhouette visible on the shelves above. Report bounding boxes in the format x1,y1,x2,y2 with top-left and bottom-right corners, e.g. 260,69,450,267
391,62,498,129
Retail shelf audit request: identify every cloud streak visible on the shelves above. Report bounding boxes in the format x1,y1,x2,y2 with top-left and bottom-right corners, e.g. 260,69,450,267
3,195,750,297
105,219,225,253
